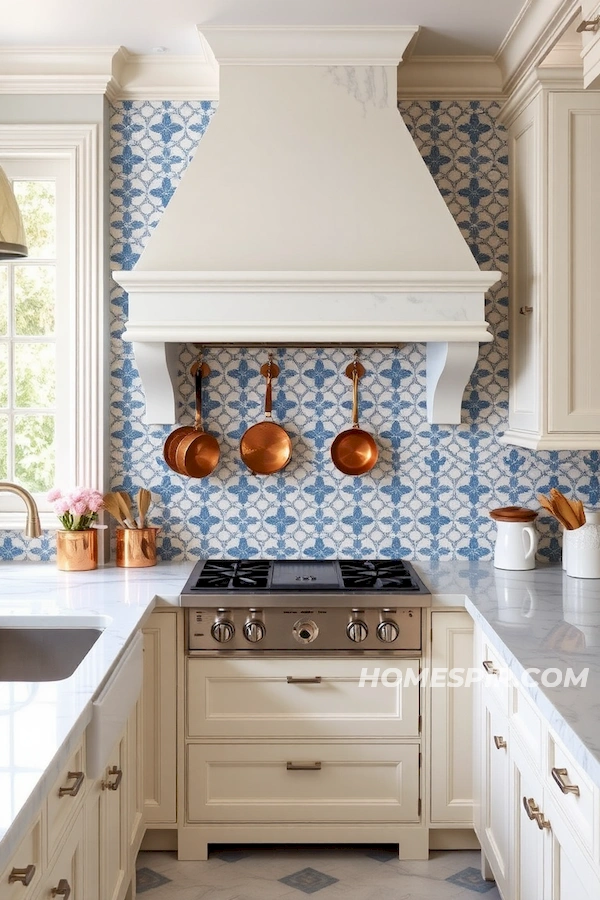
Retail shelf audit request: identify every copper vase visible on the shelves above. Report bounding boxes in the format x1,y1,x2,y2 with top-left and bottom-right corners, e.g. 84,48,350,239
116,527,159,568
56,529,98,571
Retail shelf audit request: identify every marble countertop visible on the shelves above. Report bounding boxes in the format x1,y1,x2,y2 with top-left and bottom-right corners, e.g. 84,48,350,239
415,560,600,790
1,558,600,872
0,561,191,873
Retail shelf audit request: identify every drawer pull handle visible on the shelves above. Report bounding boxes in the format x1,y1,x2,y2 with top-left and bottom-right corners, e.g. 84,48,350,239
519,306,534,315
551,767,580,796
482,660,498,675
286,761,322,771
523,796,551,830
493,735,507,750
8,865,36,886
102,765,123,791
51,879,71,898
286,676,322,684
577,16,600,32
58,770,85,797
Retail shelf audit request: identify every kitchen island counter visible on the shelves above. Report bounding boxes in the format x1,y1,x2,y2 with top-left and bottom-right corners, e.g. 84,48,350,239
416,560,600,791
0,560,190,873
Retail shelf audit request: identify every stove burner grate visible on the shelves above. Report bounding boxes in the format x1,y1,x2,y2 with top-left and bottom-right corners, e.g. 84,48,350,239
339,560,421,591
192,560,271,590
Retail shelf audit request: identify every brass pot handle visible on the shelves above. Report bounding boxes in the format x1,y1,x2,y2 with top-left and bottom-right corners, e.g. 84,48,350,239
493,735,507,750
286,762,322,771
102,765,123,791
8,865,36,886
482,660,498,675
58,770,84,798
287,676,322,684
551,767,580,796
51,879,71,898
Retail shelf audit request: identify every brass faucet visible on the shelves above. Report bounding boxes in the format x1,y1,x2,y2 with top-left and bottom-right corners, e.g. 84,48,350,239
0,482,42,537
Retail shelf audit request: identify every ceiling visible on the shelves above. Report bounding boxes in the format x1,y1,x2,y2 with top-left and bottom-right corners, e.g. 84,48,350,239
2,0,527,57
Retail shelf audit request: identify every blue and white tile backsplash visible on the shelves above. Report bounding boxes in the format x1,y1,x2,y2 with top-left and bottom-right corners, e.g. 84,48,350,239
3,98,599,561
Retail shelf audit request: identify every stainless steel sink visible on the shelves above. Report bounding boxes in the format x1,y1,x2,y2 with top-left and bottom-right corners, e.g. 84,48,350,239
0,618,106,682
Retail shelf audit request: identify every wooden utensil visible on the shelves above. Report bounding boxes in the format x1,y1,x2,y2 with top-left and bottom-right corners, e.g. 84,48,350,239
174,362,220,478
331,358,378,476
549,489,581,530
137,488,152,528
103,493,128,528
239,356,292,475
115,491,134,528
119,491,136,527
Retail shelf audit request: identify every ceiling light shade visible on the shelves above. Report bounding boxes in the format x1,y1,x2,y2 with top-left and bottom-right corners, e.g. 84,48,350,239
0,164,28,259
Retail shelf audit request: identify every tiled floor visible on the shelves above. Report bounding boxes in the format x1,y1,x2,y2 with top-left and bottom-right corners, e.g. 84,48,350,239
136,846,502,899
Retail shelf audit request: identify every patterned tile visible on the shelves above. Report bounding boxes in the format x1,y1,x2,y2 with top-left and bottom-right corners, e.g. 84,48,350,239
446,866,498,893
279,867,340,894
136,866,172,893
7,96,598,562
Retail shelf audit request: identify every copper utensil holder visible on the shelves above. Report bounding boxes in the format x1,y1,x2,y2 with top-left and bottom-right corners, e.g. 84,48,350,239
116,527,159,568
56,529,98,571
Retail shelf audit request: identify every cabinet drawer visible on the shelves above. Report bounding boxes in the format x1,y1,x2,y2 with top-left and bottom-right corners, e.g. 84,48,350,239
47,739,86,860
187,658,420,739
510,684,543,767
0,815,43,899
546,732,598,863
480,639,509,713
186,743,420,823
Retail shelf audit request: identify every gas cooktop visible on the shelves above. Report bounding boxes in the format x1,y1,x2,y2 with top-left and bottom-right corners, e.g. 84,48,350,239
180,558,430,605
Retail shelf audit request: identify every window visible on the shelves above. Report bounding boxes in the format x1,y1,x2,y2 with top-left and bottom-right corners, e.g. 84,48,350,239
0,158,70,496
0,125,105,529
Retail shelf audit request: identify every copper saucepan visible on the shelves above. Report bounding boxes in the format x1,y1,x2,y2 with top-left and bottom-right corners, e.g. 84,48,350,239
331,359,378,476
240,357,292,475
163,364,197,474
174,362,220,477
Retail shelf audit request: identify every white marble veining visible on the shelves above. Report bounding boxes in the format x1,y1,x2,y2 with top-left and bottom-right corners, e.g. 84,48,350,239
0,561,190,873
416,560,600,789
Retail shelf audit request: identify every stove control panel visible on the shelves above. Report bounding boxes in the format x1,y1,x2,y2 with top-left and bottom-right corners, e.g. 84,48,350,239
188,607,421,654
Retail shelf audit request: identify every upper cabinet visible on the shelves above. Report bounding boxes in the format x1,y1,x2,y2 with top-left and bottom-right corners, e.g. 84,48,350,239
501,67,600,449
580,1,600,88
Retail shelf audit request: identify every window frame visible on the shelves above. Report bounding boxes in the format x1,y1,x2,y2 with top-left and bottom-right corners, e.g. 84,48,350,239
0,124,106,530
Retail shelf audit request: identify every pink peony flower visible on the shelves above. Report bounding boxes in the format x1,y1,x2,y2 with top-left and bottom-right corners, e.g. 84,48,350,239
53,498,71,516
71,499,88,517
47,488,63,502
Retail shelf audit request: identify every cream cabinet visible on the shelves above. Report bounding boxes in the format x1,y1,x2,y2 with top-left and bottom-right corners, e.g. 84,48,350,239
142,609,178,826
501,76,600,449
429,610,474,826
180,655,427,861
473,623,600,900
35,808,85,900
0,815,43,899
581,1,600,89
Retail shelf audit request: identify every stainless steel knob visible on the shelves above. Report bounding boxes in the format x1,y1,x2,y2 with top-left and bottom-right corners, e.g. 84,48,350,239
211,620,234,643
243,621,265,643
377,620,399,643
346,620,368,643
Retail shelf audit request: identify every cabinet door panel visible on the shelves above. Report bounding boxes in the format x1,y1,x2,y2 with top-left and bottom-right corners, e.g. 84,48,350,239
549,93,600,433
511,739,546,900
187,743,420,824
430,611,473,824
143,610,177,823
482,700,510,897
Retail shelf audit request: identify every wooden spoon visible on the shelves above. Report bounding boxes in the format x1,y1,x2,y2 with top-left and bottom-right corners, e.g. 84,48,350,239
103,493,128,528
137,488,152,528
549,489,581,530
115,492,134,528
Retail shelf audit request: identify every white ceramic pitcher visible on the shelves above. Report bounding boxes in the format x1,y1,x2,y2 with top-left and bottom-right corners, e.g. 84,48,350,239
490,507,538,571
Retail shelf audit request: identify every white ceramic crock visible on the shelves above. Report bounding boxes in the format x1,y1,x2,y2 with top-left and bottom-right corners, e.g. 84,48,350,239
493,520,538,571
566,523,600,579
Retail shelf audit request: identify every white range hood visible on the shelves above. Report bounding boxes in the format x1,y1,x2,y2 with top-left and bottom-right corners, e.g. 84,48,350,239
114,27,500,425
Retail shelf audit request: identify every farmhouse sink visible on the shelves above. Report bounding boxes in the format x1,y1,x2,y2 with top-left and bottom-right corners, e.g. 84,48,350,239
0,616,108,682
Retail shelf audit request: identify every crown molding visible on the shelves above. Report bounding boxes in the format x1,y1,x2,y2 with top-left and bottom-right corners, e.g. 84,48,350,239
495,0,580,96
397,55,504,99
197,26,419,66
106,48,218,101
0,46,117,94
